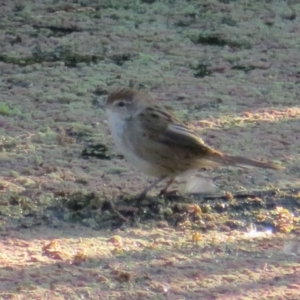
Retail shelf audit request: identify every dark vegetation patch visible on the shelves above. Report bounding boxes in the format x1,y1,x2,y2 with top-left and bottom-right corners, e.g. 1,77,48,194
32,25,83,37
109,52,138,66
2,188,300,233
231,65,256,73
0,45,103,67
191,32,252,49
81,143,112,160
192,62,213,78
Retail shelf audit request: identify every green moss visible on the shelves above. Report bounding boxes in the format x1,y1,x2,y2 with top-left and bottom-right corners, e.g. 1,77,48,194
0,103,19,116
66,123,94,138
10,171,20,178
57,93,79,104
182,4,196,16
107,167,127,175
34,131,57,144
14,1,33,18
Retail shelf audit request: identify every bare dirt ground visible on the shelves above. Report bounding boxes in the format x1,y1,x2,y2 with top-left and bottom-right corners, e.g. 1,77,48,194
1,0,300,299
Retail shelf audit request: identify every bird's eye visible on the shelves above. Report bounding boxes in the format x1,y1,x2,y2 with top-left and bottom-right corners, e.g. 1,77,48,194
117,101,125,107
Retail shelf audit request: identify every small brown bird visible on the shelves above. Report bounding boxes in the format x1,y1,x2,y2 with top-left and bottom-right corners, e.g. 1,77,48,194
106,88,282,198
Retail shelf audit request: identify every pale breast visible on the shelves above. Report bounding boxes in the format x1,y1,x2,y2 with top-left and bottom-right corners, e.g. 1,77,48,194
107,110,169,177
107,110,126,153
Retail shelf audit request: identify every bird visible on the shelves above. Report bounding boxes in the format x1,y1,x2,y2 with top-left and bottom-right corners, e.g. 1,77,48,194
106,87,282,198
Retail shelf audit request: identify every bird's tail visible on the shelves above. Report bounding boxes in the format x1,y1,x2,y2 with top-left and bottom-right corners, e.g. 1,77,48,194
208,153,283,170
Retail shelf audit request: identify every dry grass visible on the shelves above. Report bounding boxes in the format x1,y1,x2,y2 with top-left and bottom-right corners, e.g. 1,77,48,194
0,0,300,298
1,224,300,299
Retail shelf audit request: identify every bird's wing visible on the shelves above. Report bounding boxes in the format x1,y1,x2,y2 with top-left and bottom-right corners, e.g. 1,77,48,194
135,105,218,156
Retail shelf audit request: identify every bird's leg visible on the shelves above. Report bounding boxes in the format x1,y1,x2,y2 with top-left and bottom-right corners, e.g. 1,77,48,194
159,178,175,196
137,176,168,199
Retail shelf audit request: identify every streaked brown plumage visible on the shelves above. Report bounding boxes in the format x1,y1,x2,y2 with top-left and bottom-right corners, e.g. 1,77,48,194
106,88,282,197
